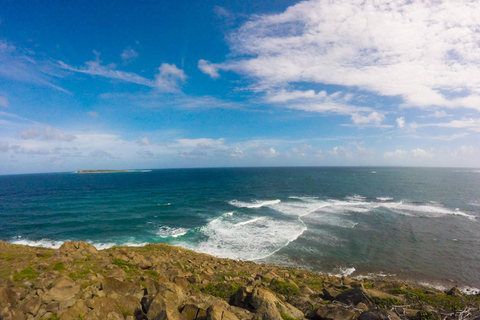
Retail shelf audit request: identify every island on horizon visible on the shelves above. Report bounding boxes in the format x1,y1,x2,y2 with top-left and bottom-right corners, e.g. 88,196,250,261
74,169,134,174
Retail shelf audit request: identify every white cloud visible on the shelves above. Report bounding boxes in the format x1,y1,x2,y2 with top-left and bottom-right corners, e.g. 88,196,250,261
155,63,187,92
411,148,434,158
453,145,475,157
0,141,9,152
44,126,76,142
255,147,279,158
20,128,41,139
384,148,434,159
59,58,155,87
421,118,480,132
351,112,385,126
396,117,405,129
0,97,9,108
198,59,220,79
137,136,153,146
383,149,407,159
87,111,99,118
121,48,139,62
213,0,480,110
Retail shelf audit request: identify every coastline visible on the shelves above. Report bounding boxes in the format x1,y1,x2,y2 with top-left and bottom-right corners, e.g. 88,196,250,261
1,241,479,320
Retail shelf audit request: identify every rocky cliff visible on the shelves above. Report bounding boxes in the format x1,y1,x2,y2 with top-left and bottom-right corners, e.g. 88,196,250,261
0,241,478,320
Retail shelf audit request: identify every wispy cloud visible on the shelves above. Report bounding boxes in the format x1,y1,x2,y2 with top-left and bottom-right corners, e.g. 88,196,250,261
0,40,70,93
205,0,480,111
60,53,187,92
121,48,139,63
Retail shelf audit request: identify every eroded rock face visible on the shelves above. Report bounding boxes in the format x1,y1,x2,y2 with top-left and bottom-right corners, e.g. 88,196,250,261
308,303,358,320
231,286,303,320
44,275,80,302
146,282,186,319
59,241,98,255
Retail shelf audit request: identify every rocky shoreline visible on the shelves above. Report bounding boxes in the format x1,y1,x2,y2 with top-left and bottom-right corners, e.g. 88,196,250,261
1,241,479,320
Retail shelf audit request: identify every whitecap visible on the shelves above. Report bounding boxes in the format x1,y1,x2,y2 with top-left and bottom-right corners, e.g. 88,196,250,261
157,226,189,238
228,199,281,208
376,197,393,201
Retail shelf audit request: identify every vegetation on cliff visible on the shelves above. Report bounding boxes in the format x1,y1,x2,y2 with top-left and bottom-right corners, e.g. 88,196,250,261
0,241,479,320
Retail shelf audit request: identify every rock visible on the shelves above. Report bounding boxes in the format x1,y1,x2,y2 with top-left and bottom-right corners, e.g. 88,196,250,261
83,297,124,320
321,287,339,301
59,241,97,256
249,287,304,320
19,296,41,316
59,300,90,320
181,304,207,320
1,307,26,320
44,275,80,302
146,282,186,319
308,303,357,320
101,277,137,296
106,268,127,281
335,288,369,306
113,295,142,317
0,287,17,308
173,276,190,290
152,306,187,320
358,310,401,320
206,304,238,320
446,286,462,297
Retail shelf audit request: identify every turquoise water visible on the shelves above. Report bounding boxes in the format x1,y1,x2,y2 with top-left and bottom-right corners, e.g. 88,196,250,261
1,167,479,291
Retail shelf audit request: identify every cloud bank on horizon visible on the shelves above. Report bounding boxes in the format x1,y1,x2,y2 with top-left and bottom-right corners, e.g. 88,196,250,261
0,0,479,174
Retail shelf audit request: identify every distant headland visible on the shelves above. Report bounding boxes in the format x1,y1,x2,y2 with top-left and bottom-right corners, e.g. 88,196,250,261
74,169,134,173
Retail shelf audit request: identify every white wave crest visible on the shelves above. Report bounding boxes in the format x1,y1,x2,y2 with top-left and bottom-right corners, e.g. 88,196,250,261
181,212,307,261
228,199,281,208
9,237,148,250
376,197,393,201
157,226,189,238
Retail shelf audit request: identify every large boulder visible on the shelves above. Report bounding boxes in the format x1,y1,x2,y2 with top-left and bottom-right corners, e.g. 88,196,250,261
0,287,17,308
308,303,357,320
59,241,98,256
335,288,370,306
358,310,401,320
83,297,124,320
101,276,137,296
146,282,186,319
231,286,303,320
59,300,90,320
43,275,80,302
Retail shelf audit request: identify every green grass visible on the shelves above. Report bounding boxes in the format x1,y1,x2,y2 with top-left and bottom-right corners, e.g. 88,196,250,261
371,297,403,308
270,280,300,297
112,259,136,270
395,289,470,312
200,282,242,300
42,312,60,320
68,269,90,281
13,267,38,281
52,262,66,271
280,312,298,320
38,253,53,260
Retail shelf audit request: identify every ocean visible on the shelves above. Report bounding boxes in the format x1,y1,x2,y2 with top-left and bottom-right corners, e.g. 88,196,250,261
1,167,479,293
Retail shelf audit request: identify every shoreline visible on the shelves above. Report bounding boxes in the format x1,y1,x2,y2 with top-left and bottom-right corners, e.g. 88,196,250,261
1,240,479,320
6,238,480,296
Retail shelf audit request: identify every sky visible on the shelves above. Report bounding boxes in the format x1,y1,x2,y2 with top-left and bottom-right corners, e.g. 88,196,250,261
1,0,479,174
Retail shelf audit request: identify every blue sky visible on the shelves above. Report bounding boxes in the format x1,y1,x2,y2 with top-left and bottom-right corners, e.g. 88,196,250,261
1,0,479,174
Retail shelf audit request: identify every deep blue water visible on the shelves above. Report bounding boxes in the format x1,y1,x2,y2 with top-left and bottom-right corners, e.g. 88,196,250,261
1,167,479,291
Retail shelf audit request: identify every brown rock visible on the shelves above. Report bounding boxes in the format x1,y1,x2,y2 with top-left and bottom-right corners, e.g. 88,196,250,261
152,307,187,320
146,282,185,319
358,310,401,320
59,300,90,320
335,288,369,306
45,275,80,302
83,297,123,320
321,287,339,301
19,296,41,316
0,287,17,308
113,295,142,317
446,286,462,297
249,288,303,320
181,304,205,320
173,276,190,290
207,304,239,320
309,303,357,320
102,277,137,296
